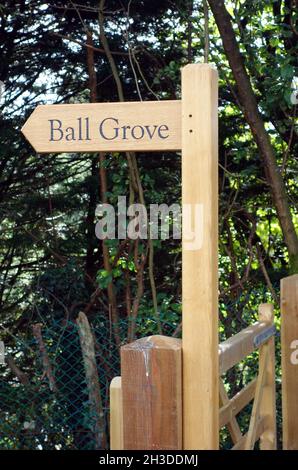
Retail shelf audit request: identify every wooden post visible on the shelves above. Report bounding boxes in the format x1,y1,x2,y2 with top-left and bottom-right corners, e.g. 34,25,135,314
258,304,276,450
121,335,182,450
110,377,123,450
281,275,298,450
182,63,219,449
77,311,106,449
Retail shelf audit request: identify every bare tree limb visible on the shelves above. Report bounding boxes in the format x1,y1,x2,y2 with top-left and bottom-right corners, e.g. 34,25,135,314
77,312,106,449
208,0,298,272
32,323,57,393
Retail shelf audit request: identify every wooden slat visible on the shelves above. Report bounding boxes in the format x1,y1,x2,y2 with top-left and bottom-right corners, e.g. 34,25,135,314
258,304,277,450
219,379,242,444
281,275,298,450
244,344,269,450
219,378,257,429
219,321,275,375
121,335,182,450
182,63,219,450
110,377,123,450
232,416,267,450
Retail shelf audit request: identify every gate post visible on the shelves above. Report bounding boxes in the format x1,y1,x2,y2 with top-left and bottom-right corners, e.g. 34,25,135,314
281,274,298,449
182,63,219,449
121,335,182,450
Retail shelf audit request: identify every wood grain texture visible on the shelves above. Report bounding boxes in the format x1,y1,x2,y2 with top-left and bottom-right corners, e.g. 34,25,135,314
232,416,267,450
182,63,219,450
21,100,181,153
258,304,277,450
219,320,275,375
219,379,257,429
244,344,269,450
281,275,298,450
121,335,182,450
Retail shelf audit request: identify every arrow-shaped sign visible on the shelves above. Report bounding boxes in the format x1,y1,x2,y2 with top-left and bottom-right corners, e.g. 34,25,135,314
21,100,181,153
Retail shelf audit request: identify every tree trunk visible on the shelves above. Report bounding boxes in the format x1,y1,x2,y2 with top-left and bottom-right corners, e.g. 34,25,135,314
86,31,121,348
32,323,57,393
77,311,106,449
208,0,298,273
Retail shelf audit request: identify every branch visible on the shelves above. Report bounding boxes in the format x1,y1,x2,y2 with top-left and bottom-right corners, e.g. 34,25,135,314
49,31,130,56
77,312,106,449
6,355,30,386
32,323,58,393
208,0,298,270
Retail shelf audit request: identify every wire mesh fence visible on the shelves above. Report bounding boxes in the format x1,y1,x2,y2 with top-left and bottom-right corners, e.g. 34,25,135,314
0,284,281,450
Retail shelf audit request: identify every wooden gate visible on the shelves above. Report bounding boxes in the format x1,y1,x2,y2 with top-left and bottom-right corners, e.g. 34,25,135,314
110,303,277,450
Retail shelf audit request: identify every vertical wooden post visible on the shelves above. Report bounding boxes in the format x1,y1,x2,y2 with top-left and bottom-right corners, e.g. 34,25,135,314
121,335,182,450
258,304,276,450
77,311,106,449
281,275,298,450
182,63,219,449
110,377,123,450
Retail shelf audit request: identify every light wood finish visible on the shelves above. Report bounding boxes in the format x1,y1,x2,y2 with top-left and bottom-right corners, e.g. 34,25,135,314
21,100,181,153
219,320,275,375
219,378,257,429
219,379,242,444
219,304,276,451
258,304,277,450
232,416,267,450
182,64,219,450
110,376,123,450
244,344,269,450
281,275,298,450
121,335,182,450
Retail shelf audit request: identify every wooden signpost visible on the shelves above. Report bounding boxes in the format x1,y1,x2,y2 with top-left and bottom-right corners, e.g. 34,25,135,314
182,64,218,449
22,100,181,153
22,63,219,450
